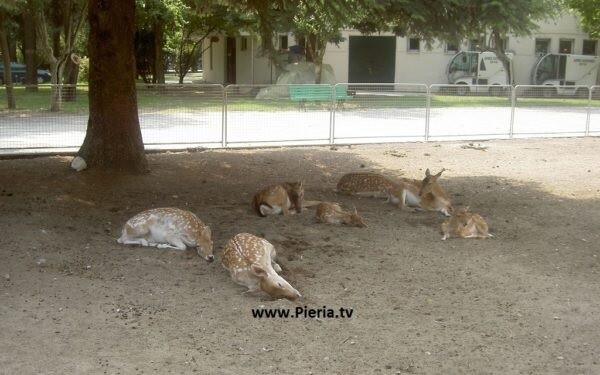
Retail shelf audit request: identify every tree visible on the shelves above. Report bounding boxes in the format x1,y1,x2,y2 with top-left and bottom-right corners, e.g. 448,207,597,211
564,0,600,38
0,1,21,109
356,0,561,85
35,0,87,109
460,0,561,84
21,0,37,91
136,0,178,84
234,1,365,83
77,0,147,172
290,1,366,83
169,2,251,84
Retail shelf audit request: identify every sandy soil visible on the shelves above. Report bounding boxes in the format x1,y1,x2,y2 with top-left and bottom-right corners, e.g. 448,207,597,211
1,137,599,375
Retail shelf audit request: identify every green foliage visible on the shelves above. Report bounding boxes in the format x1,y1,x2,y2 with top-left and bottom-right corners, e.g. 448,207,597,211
77,55,89,82
564,0,600,38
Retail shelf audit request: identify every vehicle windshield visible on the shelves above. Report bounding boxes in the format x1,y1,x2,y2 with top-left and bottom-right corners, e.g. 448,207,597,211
534,54,566,84
448,52,478,75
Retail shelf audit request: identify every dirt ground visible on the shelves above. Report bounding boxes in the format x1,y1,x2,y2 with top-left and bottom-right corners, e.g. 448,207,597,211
1,137,599,375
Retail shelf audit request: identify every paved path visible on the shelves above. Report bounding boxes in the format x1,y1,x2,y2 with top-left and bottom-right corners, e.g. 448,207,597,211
1,106,598,154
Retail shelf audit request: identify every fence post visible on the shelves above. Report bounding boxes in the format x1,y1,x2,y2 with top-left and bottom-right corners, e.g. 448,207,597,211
222,85,227,147
425,85,431,141
330,84,335,144
509,85,516,139
585,86,593,136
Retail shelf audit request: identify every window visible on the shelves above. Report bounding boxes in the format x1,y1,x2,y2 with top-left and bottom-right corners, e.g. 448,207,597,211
479,59,486,71
241,37,248,51
408,38,420,52
445,41,458,53
279,35,288,50
559,39,573,54
535,38,551,57
583,40,597,56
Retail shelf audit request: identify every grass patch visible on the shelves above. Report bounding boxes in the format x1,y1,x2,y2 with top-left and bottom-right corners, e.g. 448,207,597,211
1,85,599,113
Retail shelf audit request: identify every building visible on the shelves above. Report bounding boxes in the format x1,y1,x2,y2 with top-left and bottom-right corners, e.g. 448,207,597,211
202,12,598,86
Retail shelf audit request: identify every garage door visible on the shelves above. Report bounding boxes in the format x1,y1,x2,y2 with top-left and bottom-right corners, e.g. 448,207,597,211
349,36,396,83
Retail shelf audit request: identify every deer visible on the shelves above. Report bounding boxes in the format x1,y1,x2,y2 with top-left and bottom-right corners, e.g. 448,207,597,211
315,202,367,227
221,233,301,300
417,168,453,216
117,207,214,262
382,169,453,216
251,181,304,217
335,172,394,198
441,206,493,240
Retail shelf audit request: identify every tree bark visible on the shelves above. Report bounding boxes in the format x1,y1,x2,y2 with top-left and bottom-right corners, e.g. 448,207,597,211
0,11,16,109
77,0,147,173
22,1,38,92
153,21,164,84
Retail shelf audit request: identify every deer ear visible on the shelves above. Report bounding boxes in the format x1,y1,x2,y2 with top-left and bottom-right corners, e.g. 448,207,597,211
353,206,358,215
436,169,444,178
425,169,431,177
251,264,268,277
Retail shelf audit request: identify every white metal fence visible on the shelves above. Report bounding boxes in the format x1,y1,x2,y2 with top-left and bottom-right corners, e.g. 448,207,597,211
0,83,598,153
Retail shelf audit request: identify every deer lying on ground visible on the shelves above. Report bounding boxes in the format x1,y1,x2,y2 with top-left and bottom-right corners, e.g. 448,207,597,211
335,172,394,198
441,206,493,240
221,233,301,300
251,182,304,217
117,207,214,261
337,170,452,216
315,202,367,227
417,169,453,216
382,169,453,216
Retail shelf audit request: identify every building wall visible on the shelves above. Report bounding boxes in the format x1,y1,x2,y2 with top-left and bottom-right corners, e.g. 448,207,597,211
204,12,596,86
203,35,279,85
202,37,225,84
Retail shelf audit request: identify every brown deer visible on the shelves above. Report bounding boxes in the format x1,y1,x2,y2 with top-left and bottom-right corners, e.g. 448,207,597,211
221,233,301,300
441,206,493,240
252,182,304,217
335,172,394,198
417,168,453,216
117,208,214,261
315,202,366,227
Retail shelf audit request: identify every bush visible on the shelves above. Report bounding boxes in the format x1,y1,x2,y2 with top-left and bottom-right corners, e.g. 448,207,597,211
78,56,90,83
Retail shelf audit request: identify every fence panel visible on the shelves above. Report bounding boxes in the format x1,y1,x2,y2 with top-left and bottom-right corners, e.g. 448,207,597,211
512,85,589,138
428,84,512,141
332,83,428,144
590,86,600,135
136,84,224,148
0,84,89,151
224,84,331,147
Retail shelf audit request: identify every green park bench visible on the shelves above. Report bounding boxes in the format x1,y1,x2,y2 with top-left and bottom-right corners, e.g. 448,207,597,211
289,84,355,109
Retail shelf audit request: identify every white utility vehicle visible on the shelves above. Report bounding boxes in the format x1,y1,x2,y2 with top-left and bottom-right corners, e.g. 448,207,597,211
531,53,599,97
446,51,513,95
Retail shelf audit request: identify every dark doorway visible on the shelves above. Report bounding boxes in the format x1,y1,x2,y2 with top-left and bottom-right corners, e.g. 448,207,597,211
349,36,396,83
226,37,236,84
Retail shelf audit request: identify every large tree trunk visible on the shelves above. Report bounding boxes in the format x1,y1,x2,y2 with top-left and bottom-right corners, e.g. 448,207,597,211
0,11,16,109
22,1,38,92
77,0,147,173
153,22,164,84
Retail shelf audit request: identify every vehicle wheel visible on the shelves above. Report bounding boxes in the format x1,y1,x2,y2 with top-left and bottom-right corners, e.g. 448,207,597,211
455,84,469,96
37,76,44,84
542,87,555,98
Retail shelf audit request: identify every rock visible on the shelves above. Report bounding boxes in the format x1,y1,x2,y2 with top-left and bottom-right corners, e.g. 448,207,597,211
71,156,87,172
